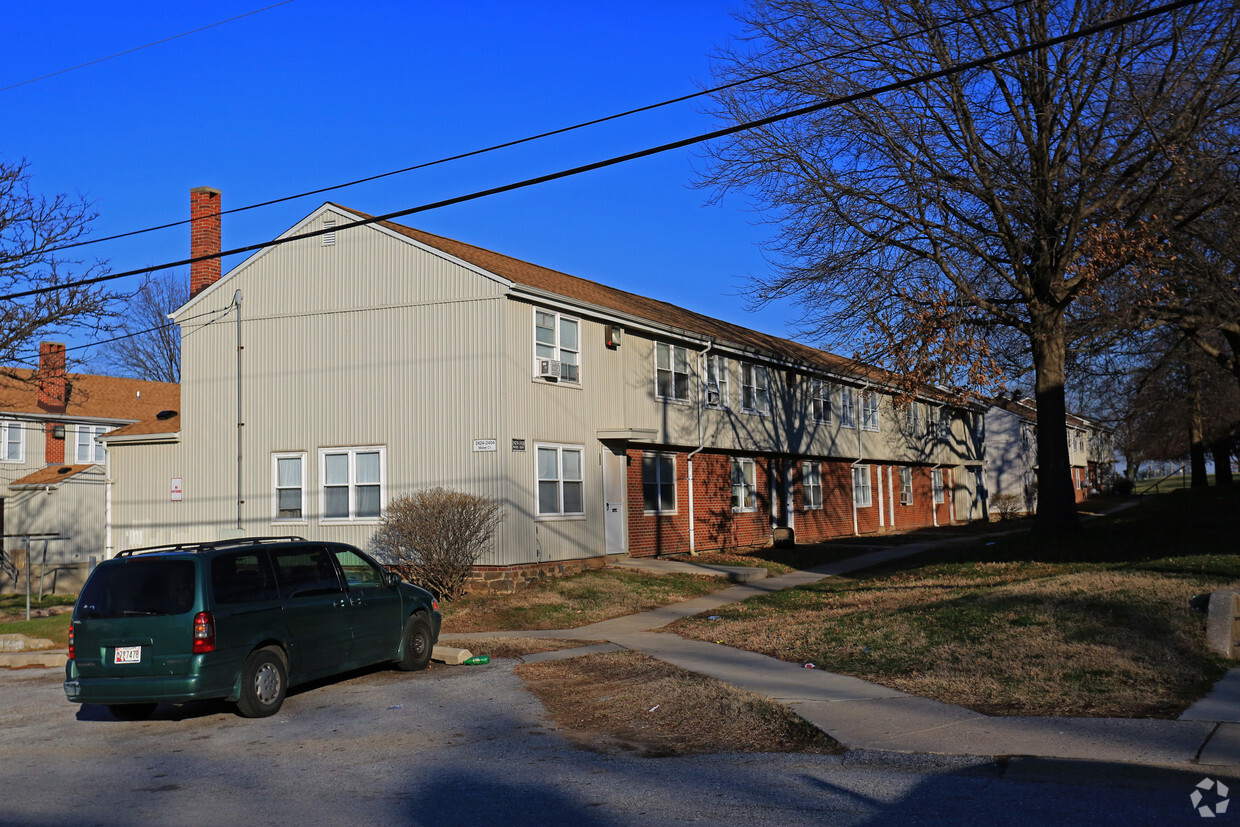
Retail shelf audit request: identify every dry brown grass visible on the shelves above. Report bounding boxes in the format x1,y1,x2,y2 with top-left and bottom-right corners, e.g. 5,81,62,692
441,569,726,633
674,559,1233,718
517,650,843,757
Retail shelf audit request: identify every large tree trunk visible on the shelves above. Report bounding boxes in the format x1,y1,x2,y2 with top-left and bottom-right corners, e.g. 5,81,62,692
1030,308,1080,535
1212,439,1233,486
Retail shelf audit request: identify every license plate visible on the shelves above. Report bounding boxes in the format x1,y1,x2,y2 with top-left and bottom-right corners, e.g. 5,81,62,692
114,646,142,664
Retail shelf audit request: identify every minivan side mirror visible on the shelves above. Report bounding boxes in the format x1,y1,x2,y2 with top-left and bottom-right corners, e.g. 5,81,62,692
384,571,401,589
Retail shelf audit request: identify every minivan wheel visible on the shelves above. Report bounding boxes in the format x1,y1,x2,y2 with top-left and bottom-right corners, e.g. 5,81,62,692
237,647,287,718
396,615,433,672
108,703,157,721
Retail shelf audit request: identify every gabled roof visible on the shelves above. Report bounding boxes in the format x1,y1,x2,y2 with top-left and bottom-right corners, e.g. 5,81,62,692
105,412,181,440
330,205,963,399
987,396,1097,429
0,370,179,422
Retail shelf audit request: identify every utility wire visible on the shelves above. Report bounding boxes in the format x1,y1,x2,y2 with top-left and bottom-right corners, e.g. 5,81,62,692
0,0,1203,304
0,1,297,93
44,0,1030,255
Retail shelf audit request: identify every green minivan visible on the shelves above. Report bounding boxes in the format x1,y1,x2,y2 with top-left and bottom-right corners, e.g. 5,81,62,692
64,537,441,719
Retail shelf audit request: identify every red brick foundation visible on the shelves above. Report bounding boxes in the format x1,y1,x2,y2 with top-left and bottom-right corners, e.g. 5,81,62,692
464,556,607,594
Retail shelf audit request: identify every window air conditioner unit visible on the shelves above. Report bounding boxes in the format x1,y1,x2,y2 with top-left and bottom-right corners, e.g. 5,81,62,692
706,388,720,407
538,358,562,380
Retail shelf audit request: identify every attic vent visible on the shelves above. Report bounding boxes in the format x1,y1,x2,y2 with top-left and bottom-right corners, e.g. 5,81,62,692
155,410,178,420
322,219,336,247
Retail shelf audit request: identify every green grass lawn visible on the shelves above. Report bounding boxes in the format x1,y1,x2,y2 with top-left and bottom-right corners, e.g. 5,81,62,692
0,613,71,647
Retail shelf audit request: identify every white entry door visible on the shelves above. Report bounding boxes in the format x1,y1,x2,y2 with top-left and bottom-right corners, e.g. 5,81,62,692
602,448,627,554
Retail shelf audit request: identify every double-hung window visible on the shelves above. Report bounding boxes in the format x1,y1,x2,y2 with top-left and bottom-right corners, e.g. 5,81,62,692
320,447,385,522
852,465,872,507
705,354,729,408
1,421,22,463
535,309,580,383
731,457,756,511
803,461,822,510
272,453,307,522
861,391,880,431
905,401,920,435
810,379,832,424
75,424,110,464
642,453,677,514
840,386,857,428
899,467,914,505
536,444,584,517
655,342,690,401
741,363,769,414
932,468,945,504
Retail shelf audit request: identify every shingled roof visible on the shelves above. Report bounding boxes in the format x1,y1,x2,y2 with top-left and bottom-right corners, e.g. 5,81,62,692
330,204,898,384
0,369,179,421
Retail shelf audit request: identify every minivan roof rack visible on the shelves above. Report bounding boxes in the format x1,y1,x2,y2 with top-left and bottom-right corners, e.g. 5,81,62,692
116,536,307,557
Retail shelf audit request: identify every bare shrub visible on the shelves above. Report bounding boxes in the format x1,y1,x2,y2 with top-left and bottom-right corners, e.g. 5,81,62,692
371,488,502,601
991,493,1025,521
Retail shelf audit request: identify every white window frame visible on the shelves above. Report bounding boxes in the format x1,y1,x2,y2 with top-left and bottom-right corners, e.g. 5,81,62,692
803,461,822,510
932,468,945,504
75,424,110,464
534,308,581,383
272,452,307,524
840,386,857,428
731,457,756,512
852,465,872,507
655,342,690,402
905,401,920,435
861,391,880,432
642,452,677,515
318,446,386,524
704,354,730,409
899,467,914,505
535,443,586,519
0,420,23,463
740,362,770,414
810,379,832,424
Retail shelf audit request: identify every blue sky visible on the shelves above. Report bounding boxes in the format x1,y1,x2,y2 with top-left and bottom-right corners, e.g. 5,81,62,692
2,0,809,370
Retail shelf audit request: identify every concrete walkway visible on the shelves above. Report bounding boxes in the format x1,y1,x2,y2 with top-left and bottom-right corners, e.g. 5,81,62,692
442,531,1240,768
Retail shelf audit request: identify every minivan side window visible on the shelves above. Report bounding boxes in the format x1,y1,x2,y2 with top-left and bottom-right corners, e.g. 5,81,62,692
331,548,384,588
269,547,345,599
211,552,279,604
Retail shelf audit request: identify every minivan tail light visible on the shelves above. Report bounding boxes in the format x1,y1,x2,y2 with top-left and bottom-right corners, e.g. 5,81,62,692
68,623,74,660
192,611,215,654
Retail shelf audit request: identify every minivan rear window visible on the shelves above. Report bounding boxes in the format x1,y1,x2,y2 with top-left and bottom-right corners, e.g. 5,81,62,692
78,559,196,618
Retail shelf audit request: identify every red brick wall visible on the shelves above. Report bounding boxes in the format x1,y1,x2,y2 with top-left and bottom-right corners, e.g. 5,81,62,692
45,423,64,464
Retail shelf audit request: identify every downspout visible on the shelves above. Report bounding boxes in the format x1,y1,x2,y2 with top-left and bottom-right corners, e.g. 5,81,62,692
104,447,112,560
932,401,945,528
687,339,714,554
850,382,869,536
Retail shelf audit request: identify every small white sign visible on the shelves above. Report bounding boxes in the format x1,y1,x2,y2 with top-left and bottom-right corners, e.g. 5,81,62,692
473,439,497,452
171,477,183,502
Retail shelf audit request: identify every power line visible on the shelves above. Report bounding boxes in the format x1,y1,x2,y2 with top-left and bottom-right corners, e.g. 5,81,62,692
0,1,297,93
44,0,1030,255
1,0,1204,304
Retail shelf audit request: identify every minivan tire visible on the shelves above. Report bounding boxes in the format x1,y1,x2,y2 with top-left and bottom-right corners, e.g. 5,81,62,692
396,615,433,672
237,647,287,718
108,703,157,721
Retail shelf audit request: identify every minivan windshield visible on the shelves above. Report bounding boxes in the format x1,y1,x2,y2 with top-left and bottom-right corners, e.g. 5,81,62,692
77,558,196,618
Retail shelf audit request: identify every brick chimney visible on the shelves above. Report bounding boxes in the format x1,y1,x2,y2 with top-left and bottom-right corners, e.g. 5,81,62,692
38,342,67,464
37,342,67,412
190,186,222,298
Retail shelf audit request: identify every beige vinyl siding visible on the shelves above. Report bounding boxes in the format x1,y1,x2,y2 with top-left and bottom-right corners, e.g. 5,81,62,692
6,470,107,563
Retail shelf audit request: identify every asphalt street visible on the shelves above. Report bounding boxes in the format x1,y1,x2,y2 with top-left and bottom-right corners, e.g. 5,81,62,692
0,662,1231,825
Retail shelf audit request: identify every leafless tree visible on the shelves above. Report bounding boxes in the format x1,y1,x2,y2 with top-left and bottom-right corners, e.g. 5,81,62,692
100,270,185,383
0,157,118,381
370,488,503,601
698,0,1240,534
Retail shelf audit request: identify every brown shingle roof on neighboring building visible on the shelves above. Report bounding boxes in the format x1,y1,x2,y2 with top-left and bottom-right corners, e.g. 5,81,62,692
106,413,180,438
0,370,178,421
9,464,98,487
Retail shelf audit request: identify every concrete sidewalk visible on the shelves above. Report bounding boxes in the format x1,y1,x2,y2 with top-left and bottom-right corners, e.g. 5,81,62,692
442,531,1240,768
